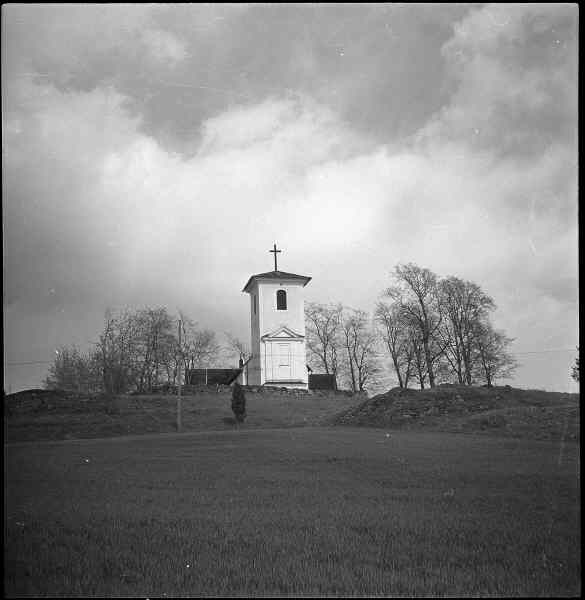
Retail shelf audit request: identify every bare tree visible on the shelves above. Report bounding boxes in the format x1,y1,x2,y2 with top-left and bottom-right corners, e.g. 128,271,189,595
223,333,252,382
473,322,518,387
179,314,221,376
96,307,176,393
374,301,413,388
305,302,343,377
96,309,139,394
435,317,465,384
46,307,223,394
340,307,379,392
386,264,442,388
224,333,252,365
134,307,175,392
438,277,496,384
377,264,518,390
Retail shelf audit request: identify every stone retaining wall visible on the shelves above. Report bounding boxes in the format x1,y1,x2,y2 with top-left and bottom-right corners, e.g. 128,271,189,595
152,384,368,398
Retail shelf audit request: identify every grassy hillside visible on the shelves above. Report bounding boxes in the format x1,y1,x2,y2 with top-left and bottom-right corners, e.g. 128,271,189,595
5,427,580,597
4,384,579,443
4,387,363,443
332,384,580,441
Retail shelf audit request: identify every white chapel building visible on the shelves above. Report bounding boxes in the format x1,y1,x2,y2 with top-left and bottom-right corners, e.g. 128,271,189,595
242,245,311,389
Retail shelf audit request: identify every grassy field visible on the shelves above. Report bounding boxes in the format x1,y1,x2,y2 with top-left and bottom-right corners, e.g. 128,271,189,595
4,426,580,597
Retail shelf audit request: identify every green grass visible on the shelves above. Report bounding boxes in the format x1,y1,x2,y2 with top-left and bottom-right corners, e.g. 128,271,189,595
4,427,580,597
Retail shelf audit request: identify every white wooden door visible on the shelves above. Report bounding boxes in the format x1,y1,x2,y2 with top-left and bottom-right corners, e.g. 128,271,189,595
276,343,291,380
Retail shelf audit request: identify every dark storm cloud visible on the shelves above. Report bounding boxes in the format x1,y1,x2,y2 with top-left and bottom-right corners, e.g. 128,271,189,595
3,4,472,152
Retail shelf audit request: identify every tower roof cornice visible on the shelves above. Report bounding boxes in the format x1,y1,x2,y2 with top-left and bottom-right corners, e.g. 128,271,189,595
242,270,312,293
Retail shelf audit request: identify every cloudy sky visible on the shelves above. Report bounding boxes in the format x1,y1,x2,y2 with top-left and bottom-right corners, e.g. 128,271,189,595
3,4,578,393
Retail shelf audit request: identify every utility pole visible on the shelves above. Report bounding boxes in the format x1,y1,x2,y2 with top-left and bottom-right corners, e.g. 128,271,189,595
177,319,182,432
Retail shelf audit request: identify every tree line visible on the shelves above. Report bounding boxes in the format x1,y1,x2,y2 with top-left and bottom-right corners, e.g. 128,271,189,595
305,263,518,391
45,263,519,395
44,307,244,394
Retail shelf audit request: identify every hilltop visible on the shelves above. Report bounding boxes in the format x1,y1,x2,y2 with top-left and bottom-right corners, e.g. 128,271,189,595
4,384,579,443
3,386,364,443
332,384,579,441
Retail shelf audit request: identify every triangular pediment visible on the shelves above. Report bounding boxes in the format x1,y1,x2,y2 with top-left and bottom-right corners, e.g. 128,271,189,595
261,325,304,340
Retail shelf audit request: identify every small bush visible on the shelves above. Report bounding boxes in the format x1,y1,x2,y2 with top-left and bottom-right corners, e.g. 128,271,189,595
231,383,247,422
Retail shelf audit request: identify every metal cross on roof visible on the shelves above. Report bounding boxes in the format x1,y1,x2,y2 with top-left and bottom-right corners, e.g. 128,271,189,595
269,243,282,271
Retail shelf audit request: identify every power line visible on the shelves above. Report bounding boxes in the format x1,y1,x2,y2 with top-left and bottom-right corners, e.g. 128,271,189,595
5,361,54,366
513,348,577,355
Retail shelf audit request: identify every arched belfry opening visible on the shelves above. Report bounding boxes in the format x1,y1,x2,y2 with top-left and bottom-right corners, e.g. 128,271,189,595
276,289,287,310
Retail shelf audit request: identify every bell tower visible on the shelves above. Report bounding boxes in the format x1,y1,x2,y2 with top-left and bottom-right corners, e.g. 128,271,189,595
242,244,311,389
